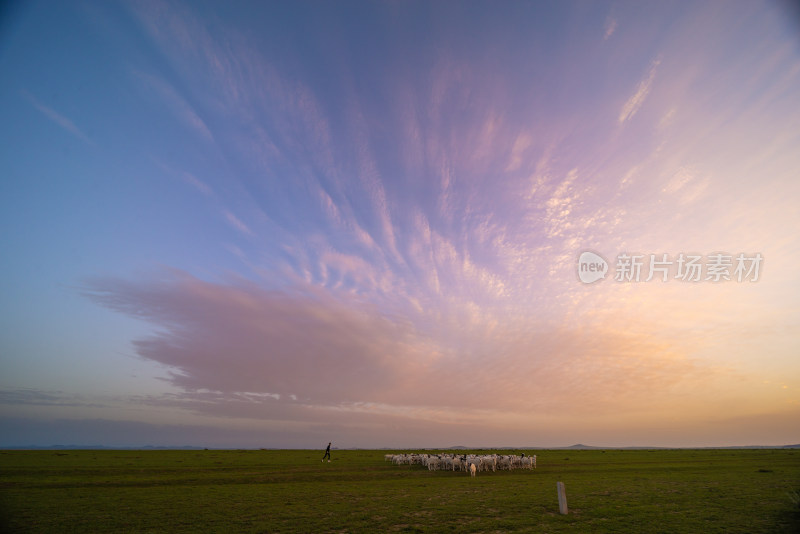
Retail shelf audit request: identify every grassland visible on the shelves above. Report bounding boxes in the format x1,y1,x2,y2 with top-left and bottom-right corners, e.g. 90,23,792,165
1,448,798,533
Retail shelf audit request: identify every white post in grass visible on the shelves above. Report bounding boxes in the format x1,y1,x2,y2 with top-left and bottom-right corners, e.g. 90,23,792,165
557,481,568,515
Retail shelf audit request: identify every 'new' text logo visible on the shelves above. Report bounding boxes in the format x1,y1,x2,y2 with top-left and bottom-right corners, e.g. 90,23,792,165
577,251,608,284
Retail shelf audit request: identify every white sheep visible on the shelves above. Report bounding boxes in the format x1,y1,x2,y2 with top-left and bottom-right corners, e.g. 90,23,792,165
480,455,497,472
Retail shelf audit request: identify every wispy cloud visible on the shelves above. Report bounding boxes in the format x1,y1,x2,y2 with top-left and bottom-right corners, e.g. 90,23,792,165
0,388,105,408
21,90,95,146
618,59,661,124
505,133,532,172
223,210,254,236
151,158,215,197
131,69,213,142
604,16,617,40
182,171,213,196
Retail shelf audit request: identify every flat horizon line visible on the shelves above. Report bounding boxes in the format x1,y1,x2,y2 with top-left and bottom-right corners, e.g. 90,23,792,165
2,443,799,451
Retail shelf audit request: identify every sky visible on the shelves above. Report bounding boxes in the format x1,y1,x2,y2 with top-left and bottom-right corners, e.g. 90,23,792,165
1,0,799,449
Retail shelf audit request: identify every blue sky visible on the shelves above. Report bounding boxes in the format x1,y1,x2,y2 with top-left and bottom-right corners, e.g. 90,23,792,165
1,0,799,448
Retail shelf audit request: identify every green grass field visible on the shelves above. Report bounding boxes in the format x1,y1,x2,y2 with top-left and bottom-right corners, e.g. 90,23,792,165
1,448,798,533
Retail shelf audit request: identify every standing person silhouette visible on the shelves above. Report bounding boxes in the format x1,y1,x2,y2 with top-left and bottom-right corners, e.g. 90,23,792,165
322,442,331,462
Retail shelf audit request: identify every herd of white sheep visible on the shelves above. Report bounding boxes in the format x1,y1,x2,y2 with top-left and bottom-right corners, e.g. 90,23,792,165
385,453,537,477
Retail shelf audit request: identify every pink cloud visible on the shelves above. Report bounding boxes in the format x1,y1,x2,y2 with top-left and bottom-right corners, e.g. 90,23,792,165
84,270,419,405
82,269,711,425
